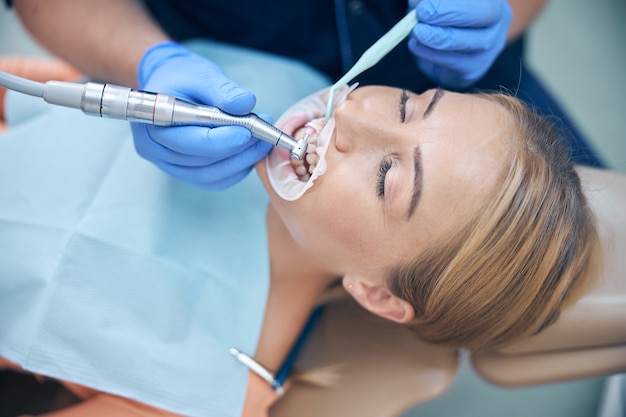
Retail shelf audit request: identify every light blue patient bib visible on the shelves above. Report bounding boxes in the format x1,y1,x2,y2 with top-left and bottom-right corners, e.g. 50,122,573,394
0,41,330,417
0,99,269,416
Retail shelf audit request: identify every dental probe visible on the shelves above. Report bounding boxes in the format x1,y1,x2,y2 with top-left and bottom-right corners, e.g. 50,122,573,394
0,70,307,161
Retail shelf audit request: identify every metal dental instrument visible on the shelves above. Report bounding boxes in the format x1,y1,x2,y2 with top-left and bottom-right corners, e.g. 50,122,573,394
0,70,307,161
229,347,284,395
325,11,418,121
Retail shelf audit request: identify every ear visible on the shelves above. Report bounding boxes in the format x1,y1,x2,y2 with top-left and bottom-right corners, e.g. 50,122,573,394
343,275,414,323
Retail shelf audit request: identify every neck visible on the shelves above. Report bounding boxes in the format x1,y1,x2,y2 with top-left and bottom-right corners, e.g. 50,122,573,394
254,205,339,371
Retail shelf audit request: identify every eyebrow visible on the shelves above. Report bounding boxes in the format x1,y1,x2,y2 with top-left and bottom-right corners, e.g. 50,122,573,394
407,146,423,220
422,88,445,119
406,90,444,219
399,89,409,122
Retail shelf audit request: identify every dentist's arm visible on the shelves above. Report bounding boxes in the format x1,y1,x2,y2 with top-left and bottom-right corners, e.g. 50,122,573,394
12,0,272,190
13,0,168,87
508,0,548,42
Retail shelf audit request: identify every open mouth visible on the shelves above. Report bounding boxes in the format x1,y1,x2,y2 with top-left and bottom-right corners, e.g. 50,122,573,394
266,84,356,201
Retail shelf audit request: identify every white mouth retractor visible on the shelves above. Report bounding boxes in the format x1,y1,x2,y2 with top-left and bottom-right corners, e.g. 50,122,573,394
266,84,357,201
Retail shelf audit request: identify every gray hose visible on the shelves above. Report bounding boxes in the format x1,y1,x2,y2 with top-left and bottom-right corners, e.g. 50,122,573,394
0,70,44,98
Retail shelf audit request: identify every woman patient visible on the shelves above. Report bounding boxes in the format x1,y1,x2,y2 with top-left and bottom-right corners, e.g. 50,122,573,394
0,85,601,416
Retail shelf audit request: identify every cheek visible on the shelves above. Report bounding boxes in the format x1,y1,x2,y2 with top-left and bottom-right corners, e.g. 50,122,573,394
310,172,384,260
304,178,359,245
272,152,385,266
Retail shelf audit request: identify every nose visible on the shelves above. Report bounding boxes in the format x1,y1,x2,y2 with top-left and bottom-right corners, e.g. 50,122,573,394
333,99,391,154
332,99,380,153
332,101,354,153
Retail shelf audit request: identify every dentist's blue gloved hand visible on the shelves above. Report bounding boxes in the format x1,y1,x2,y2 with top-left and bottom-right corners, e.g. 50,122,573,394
407,0,513,89
131,41,272,190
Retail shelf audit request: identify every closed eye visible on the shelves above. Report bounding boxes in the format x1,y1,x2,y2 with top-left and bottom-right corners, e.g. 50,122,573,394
376,158,393,198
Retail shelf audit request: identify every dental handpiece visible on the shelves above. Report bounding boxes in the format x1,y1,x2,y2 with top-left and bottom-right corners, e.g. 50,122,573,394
0,69,307,161
44,81,307,161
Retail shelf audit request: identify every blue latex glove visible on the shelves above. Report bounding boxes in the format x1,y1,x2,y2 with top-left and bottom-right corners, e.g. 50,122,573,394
132,41,272,190
407,0,513,88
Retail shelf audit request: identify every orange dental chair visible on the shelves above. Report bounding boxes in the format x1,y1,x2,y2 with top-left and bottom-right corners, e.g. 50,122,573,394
271,166,626,417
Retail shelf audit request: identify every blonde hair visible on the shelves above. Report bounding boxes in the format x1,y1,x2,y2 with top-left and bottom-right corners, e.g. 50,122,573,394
387,93,602,351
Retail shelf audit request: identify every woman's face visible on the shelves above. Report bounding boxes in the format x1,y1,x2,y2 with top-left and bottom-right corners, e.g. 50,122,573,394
256,86,511,278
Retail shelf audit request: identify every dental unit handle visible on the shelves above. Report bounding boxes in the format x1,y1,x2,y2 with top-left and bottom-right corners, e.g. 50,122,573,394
325,11,418,120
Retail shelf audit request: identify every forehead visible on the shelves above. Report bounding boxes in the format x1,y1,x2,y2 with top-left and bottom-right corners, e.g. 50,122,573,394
403,92,512,242
435,92,511,154
444,91,507,119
